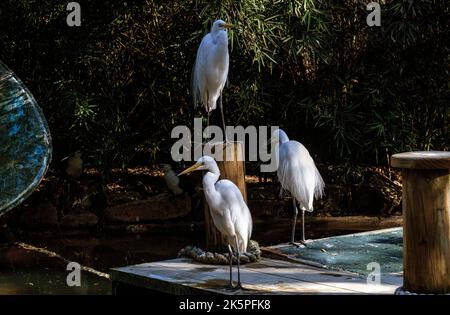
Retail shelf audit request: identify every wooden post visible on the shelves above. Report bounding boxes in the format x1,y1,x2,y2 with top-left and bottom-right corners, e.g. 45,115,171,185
391,151,450,294
203,141,247,251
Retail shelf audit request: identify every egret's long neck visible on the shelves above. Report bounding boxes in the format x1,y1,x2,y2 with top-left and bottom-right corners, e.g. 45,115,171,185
212,29,228,48
278,130,290,145
202,164,221,210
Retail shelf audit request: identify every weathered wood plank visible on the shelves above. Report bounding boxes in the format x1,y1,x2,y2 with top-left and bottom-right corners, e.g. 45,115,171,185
391,151,450,169
244,259,400,294
402,168,450,293
111,257,399,295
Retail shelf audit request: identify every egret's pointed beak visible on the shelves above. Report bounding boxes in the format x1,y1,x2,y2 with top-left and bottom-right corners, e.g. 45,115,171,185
224,23,234,29
178,162,202,176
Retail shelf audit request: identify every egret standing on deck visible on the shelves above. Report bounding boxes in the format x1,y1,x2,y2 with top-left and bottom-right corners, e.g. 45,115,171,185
179,156,252,289
192,20,233,131
272,129,325,247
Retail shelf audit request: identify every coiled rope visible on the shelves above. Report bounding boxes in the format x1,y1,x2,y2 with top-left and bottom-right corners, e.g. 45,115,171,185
178,240,261,265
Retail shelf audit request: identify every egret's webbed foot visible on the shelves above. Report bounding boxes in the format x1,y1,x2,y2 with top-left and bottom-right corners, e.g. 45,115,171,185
235,282,245,290
225,282,246,291
289,241,306,248
226,244,234,291
225,283,235,291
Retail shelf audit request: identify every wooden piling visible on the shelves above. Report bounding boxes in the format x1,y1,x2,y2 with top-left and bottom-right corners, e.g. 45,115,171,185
391,151,450,294
203,141,247,251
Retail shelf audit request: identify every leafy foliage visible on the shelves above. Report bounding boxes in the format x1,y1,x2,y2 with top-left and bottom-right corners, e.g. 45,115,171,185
0,0,448,171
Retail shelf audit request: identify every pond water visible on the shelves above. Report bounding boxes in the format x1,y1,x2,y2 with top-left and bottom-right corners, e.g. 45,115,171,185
0,233,194,295
0,221,392,295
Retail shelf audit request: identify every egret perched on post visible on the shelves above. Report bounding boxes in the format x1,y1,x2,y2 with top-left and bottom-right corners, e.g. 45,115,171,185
192,19,233,131
179,156,252,289
272,129,325,247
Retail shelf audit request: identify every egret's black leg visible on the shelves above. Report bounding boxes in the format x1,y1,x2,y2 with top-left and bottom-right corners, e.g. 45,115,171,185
219,93,228,142
301,209,306,243
235,237,244,290
290,198,298,246
226,244,234,290
289,198,306,247
205,112,211,142
203,92,211,144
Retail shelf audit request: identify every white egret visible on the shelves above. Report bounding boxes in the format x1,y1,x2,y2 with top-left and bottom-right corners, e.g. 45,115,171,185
162,164,184,195
272,129,325,246
179,156,252,289
192,19,233,131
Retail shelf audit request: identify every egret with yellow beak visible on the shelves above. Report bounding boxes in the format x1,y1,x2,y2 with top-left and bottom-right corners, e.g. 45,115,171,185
192,20,233,131
179,156,252,290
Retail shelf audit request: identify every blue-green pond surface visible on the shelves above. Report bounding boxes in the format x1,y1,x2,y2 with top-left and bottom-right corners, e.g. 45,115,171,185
280,228,403,277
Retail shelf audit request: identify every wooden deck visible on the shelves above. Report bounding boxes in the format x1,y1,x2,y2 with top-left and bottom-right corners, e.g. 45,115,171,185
111,257,401,295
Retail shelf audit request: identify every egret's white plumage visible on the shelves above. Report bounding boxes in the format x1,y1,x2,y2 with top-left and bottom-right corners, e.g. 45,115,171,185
272,129,324,244
204,175,252,254
162,164,183,195
179,156,252,289
192,20,232,128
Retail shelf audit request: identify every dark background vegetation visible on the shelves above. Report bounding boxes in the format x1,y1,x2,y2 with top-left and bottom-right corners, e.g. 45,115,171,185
0,0,448,173
0,2,447,294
